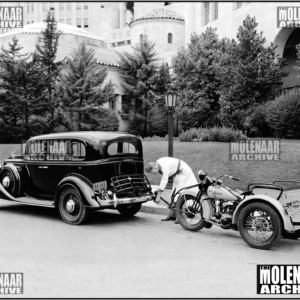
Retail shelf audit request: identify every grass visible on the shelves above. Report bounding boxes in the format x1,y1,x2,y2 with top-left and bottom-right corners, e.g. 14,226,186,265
1,140,300,190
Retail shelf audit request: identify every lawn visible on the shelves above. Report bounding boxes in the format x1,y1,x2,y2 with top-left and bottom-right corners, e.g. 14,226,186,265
1,140,300,190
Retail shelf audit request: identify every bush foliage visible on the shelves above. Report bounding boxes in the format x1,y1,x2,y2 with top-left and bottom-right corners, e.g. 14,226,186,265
179,127,247,142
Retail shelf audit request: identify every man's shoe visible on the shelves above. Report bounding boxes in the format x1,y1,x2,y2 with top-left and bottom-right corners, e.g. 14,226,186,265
161,216,176,221
174,220,179,224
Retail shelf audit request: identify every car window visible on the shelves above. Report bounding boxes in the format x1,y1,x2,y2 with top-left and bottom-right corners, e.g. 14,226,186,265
72,141,86,160
24,140,46,161
46,140,72,161
107,142,138,156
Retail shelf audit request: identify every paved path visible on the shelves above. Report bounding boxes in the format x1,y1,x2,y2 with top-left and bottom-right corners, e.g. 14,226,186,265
0,201,299,298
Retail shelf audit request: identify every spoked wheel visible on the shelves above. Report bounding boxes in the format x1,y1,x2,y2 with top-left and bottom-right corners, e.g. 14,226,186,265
59,187,89,225
238,202,282,250
0,167,20,196
117,203,141,216
175,194,206,231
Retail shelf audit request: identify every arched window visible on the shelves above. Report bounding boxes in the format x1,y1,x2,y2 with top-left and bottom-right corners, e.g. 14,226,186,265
140,34,143,43
168,33,172,43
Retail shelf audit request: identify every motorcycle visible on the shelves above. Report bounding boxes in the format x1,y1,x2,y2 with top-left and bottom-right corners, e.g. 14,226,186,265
161,170,299,250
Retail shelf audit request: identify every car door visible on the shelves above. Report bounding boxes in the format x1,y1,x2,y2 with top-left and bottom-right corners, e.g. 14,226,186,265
24,140,49,197
45,139,70,196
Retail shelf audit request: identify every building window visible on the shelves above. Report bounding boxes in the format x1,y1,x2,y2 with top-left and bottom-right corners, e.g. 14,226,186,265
109,99,116,110
27,3,30,13
67,2,71,10
139,34,143,43
77,18,81,27
67,18,71,25
164,2,172,5
50,2,54,9
168,33,172,43
77,3,81,10
84,18,88,28
214,2,218,20
237,2,243,9
204,2,209,25
43,2,47,11
60,3,64,10
101,5,105,9
31,3,34,12
60,19,64,23
84,3,88,10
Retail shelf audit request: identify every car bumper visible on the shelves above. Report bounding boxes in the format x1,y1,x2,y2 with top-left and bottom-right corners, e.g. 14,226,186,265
96,195,152,208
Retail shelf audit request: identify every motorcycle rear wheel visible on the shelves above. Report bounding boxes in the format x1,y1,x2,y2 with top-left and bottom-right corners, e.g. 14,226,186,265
238,202,282,250
175,194,206,232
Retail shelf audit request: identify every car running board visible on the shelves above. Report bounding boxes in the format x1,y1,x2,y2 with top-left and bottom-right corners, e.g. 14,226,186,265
0,183,55,208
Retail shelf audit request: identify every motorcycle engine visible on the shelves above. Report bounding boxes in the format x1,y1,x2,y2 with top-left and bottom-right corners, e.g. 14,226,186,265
220,201,236,227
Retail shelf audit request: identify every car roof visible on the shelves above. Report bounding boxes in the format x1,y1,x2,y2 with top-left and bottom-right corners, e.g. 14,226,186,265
28,131,138,143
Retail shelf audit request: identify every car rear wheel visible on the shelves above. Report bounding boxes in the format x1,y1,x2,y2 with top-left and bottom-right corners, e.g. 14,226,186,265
117,203,141,216
59,187,89,225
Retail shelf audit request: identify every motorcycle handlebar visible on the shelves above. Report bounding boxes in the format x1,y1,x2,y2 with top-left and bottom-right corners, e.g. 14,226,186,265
211,174,240,182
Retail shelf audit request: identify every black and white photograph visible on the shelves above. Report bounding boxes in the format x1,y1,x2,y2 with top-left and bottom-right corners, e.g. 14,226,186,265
0,1,299,298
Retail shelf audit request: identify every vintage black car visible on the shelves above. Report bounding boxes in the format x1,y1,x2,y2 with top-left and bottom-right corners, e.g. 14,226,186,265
0,132,153,225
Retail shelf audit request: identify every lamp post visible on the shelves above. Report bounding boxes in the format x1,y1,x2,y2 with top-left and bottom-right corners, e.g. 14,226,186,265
164,91,177,157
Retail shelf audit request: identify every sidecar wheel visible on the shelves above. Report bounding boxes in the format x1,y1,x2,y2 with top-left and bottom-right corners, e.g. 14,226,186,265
175,194,206,231
238,202,282,250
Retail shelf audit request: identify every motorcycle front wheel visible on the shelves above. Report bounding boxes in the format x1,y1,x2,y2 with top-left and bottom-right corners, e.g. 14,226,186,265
175,194,206,231
238,202,282,250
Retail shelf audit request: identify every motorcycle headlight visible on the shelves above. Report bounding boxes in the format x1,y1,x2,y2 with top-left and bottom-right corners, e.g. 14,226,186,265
198,170,207,181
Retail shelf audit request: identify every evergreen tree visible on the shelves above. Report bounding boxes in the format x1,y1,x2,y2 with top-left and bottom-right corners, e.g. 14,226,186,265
58,42,116,131
172,28,225,129
219,16,287,129
0,37,48,141
118,33,160,136
147,62,172,136
35,10,62,125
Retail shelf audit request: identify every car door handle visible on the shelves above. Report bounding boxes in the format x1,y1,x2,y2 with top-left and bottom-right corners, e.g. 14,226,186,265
38,166,48,169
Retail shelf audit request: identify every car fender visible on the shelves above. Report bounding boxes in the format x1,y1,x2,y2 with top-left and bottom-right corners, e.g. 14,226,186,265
0,164,22,196
232,194,293,231
55,173,99,207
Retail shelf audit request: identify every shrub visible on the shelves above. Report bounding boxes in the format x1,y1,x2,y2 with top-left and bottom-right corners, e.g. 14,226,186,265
128,113,146,136
244,104,273,137
265,91,300,139
147,105,169,136
179,127,246,142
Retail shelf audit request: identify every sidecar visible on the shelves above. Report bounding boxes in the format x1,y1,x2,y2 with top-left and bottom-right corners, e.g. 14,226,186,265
232,181,300,239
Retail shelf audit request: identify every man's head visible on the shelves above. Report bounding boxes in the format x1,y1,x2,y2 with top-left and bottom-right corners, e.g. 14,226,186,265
145,162,159,174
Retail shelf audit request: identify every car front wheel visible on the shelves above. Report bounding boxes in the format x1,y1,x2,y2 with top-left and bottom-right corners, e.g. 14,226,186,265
59,187,89,225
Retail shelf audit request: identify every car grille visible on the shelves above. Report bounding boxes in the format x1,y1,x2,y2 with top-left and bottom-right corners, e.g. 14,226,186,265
111,174,152,197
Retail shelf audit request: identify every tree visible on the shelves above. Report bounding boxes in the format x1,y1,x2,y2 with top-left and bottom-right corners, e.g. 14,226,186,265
219,16,287,129
118,33,160,136
0,37,47,142
35,10,62,127
147,62,172,136
58,42,116,131
172,28,225,129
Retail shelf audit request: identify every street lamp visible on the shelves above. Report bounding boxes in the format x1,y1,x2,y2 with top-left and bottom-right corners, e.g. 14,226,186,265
164,91,177,157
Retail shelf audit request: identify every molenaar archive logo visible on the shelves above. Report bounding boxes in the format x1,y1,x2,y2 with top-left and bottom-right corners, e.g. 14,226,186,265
0,6,23,28
257,265,300,294
277,7,300,28
229,139,280,161
0,273,23,294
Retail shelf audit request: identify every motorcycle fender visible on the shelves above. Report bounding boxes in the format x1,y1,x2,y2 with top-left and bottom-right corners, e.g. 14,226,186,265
55,174,99,208
232,195,293,231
